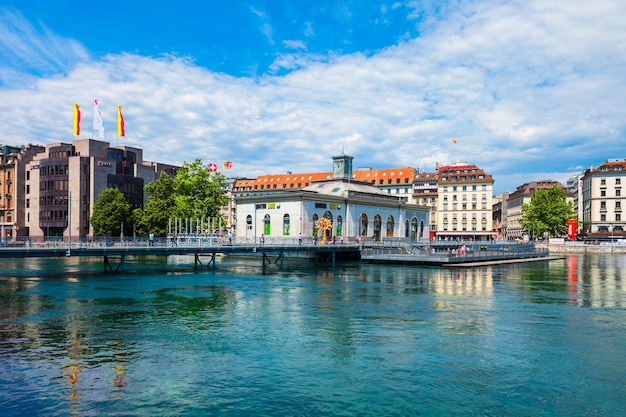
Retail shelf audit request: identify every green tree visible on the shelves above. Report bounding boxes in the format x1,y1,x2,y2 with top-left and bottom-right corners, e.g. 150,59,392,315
172,159,229,220
90,187,131,236
134,171,177,236
134,159,229,235
520,186,577,238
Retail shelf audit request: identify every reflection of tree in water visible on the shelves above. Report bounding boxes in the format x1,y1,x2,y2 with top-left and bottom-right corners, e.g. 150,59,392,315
148,285,236,330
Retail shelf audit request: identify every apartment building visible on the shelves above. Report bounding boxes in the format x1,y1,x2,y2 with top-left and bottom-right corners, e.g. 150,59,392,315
1,144,46,240
436,162,495,240
413,171,438,236
580,158,626,238
492,191,511,240
566,173,584,233
506,180,570,240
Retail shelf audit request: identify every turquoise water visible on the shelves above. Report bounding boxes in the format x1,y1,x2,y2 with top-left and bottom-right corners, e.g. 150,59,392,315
0,254,624,416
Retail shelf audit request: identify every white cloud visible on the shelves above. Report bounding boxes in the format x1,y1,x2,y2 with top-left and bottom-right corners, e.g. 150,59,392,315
0,0,625,194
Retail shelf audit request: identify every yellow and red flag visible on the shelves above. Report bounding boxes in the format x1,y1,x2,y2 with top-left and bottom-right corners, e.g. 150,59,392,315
73,103,81,136
452,139,457,145
117,105,125,136
223,160,232,170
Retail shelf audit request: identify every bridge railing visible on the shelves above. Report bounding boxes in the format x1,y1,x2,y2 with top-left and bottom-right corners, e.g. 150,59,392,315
2,235,369,250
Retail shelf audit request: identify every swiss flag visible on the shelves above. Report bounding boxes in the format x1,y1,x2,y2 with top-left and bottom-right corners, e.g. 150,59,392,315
208,163,218,172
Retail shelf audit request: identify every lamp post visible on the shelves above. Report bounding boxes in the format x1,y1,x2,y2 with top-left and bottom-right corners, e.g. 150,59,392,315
472,224,476,248
254,204,258,250
611,224,614,252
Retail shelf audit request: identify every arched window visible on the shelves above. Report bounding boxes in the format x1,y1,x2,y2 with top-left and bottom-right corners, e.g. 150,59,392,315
373,214,381,240
419,220,425,239
405,219,409,238
411,217,418,240
264,214,271,236
360,213,368,237
336,215,343,236
386,215,394,237
312,213,319,237
283,214,290,236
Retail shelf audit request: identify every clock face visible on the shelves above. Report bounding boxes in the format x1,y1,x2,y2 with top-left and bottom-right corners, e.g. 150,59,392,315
334,161,343,174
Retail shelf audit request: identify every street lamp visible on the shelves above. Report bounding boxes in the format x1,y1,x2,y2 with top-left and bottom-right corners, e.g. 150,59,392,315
254,204,258,250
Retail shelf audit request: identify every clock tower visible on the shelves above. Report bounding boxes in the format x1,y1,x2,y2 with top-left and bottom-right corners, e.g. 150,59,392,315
332,153,354,180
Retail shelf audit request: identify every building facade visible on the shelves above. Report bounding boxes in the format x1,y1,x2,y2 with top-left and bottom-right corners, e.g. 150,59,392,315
506,180,570,240
21,138,177,239
413,171,439,237
1,144,46,241
234,154,430,242
435,162,495,240
581,158,626,238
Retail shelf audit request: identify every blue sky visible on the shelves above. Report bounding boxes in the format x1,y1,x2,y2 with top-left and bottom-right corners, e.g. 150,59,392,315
1,0,625,193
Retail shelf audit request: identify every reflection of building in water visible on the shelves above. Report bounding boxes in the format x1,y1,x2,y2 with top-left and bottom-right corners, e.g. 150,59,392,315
571,255,624,308
356,264,494,297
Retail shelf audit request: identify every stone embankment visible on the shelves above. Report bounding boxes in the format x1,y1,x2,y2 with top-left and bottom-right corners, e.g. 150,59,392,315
536,243,626,254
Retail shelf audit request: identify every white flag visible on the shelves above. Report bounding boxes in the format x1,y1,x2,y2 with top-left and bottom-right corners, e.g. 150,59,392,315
92,97,105,139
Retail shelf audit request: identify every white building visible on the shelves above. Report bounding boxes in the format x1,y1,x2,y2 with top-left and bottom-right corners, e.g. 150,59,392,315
581,158,626,238
234,154,430,242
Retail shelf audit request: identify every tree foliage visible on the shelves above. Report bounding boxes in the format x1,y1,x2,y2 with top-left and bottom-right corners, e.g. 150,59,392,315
520,186,577,238
90,187,131,236
134,171,176,236
134,159,229,236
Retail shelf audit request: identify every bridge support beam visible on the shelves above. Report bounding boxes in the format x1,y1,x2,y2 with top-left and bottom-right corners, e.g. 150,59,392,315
104,255,126,273
315,250,336,265
262,251,283,267
194,252,216,269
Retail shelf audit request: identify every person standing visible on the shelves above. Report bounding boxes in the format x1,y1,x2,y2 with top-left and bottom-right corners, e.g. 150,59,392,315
298,232,302,245
149,232,154,246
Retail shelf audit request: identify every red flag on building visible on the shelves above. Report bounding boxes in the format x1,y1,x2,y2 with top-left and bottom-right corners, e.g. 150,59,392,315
117,105,125,136
73,103,81,136
208,163,218,172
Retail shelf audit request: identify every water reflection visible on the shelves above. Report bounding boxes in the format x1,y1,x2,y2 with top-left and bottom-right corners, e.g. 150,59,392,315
0,254,625,416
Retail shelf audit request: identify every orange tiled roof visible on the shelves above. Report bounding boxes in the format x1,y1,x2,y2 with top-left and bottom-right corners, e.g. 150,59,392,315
232,168,416,191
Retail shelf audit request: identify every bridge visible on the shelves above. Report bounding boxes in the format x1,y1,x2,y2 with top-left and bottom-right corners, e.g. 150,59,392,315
0,236,552,272
0,236,363,272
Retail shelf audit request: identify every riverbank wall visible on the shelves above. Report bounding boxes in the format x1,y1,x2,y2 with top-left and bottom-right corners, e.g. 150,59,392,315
537,243,626,254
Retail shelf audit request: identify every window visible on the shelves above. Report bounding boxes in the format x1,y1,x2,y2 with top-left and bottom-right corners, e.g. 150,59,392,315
617,189,621,197
601,189,606,196
601,201,607,210
283,214,290,236
617,213,622,221
601,214,606,221
601,179,606,185
263,214,271,235
617,178,621,185
386,215,394,237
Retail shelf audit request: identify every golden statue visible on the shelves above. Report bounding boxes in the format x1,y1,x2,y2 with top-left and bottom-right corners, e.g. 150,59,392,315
315,218,332,244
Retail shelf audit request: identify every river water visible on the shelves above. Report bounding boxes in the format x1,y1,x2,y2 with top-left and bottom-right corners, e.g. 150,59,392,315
0,254,624,416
